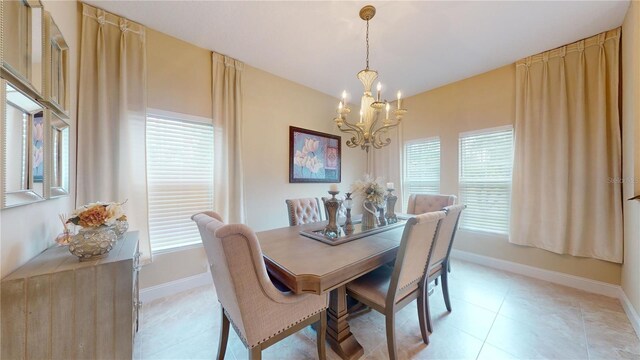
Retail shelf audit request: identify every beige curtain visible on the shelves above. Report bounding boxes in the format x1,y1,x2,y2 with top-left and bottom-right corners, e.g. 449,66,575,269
367,124,403,212
76,4,151,263
510,28,622,263
212,53,246,223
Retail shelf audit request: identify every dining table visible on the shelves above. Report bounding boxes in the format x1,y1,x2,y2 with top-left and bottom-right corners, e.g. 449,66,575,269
256,218,407,360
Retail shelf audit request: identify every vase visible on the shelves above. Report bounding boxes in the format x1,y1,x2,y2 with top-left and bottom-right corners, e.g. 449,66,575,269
114,220,129,240
68,226,117,261
362,200,378,230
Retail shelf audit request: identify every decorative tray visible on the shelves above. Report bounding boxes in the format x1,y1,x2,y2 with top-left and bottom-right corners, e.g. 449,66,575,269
300,217,408,246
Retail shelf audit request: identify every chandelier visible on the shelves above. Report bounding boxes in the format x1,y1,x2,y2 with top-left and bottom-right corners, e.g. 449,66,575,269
334,5,407,152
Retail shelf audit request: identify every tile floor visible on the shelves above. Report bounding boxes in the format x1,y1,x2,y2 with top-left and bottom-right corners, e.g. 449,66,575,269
134,259,640,360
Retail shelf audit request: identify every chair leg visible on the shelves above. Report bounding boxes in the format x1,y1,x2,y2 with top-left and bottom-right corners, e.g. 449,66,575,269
316,310,327,360
442,268,452,312
425,285,433,333
217,308,230,360
417,291,430,345
249,347,262,360
385,312,398,360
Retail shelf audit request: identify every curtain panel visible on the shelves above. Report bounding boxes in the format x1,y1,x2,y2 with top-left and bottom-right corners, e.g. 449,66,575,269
510,28,622,263
212,52,246,224
76,4,151,263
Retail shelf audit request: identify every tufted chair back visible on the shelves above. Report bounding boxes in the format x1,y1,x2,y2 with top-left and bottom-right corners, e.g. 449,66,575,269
407,194,457,215
285,198,323,226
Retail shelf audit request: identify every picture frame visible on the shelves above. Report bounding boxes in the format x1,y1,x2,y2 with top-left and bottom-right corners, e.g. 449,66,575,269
289,126,341,183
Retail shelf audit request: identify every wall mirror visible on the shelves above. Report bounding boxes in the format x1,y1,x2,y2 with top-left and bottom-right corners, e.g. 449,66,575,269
1,0,44,96
48,111,70,198
1,81,46,208
43,11,69,115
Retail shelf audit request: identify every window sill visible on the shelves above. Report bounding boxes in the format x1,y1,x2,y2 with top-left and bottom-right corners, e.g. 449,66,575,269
152,242,203,256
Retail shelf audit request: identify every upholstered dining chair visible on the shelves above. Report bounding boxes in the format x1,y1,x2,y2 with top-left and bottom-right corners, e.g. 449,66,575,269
406,194,457,215
346,211,446,359
285,198,324,226
424,204,465,333
191,212,328,360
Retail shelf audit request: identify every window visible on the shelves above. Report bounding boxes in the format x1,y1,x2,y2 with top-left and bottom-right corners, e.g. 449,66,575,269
146,113,214,252
458,126,513,234
403,137,441,210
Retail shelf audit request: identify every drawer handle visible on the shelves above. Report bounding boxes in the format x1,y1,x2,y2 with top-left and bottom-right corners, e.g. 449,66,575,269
134,265,142,272
134,300,143,310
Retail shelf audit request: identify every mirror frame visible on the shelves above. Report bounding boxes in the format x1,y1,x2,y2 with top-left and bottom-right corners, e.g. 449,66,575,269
1,79,47,208
47,110,70,198
42,11,70,116
0,0,44,99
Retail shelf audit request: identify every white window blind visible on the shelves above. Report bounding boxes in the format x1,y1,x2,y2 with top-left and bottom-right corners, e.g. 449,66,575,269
403,137,440,210
146,115,214,252
458,126,513,234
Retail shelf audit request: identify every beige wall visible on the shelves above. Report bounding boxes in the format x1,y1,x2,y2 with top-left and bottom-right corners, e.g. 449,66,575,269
622,0,640,314
141,30,366,288
242,64,366,231
403,65,622,284
0,0,79,278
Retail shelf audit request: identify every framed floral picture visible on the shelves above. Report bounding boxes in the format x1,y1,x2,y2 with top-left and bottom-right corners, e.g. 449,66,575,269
289,126,341,183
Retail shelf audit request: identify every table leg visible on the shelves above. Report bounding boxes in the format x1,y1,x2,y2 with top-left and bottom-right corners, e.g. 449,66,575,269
327,285,364,360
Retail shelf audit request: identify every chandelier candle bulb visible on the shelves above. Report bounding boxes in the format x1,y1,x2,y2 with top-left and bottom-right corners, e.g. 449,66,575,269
377,82,382,101
386,102,390,120
397,91,402,109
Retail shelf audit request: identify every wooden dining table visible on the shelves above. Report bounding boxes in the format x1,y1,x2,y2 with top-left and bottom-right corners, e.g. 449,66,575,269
256,219,406,360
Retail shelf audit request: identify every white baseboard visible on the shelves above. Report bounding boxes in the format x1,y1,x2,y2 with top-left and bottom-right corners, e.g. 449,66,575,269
450,249,640,339
619,289,640,338
450,249,620,297
139,271,212,303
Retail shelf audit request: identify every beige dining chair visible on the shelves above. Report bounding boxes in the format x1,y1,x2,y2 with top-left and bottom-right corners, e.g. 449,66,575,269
424,204,465,333
346,211,446,359
285,197,324,226
406,194,457,215
192,212,328,360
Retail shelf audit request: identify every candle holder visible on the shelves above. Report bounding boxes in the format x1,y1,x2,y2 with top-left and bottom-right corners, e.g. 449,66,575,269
343,192,354,235
324,190,342,239
377,202,387,226
385,189,398,224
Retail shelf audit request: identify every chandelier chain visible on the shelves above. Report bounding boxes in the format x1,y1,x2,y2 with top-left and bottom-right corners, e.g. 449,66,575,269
365,19,370,70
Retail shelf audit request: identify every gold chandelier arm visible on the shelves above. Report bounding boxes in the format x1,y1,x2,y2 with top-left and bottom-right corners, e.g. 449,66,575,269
370,121,400,149
337,119,366,148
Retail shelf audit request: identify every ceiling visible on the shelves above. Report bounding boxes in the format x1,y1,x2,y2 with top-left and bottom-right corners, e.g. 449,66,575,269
85,1,630,99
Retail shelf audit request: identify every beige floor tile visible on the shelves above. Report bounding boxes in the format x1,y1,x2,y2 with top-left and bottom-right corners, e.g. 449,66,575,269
476,343,519,360
583,307,640,360
134,261,639,360
428,293,497,340
486,314,588,359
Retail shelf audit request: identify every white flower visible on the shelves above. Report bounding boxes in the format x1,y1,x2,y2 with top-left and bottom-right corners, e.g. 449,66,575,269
105,203,124,225
305,156,323,173
294,150,307,167
303,138,319,154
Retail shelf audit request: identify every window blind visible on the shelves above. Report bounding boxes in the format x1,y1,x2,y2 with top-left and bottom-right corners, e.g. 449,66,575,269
458,127,513,234
146,115,214,252
403,137,440,210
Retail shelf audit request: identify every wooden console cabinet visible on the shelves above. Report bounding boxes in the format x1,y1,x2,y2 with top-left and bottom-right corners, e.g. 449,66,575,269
1,232,140,359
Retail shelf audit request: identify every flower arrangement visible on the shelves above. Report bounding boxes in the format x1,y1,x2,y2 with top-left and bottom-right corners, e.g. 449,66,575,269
351,175,386,206
67,201,127,228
